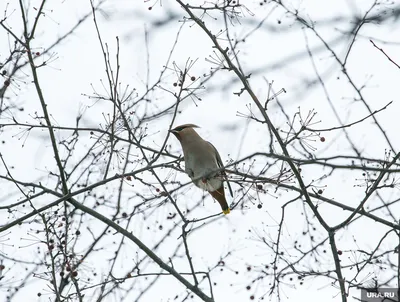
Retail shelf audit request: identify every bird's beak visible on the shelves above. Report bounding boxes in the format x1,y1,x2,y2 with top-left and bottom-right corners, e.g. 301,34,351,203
169,129,178,136
169,129,181,141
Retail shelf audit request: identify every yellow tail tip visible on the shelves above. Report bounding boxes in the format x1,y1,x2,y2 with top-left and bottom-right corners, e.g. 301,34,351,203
223,208,231,215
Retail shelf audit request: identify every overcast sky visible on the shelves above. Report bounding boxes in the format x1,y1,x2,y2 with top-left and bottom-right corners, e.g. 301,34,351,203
1,1,400,301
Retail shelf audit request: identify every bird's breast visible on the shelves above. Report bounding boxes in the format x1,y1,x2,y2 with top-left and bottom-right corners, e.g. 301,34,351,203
184,148,217,173
183,149,221,192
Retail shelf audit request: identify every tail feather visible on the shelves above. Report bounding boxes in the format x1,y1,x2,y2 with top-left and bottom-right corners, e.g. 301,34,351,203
209,185,230,214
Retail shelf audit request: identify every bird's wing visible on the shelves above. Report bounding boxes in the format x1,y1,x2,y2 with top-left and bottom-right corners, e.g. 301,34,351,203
207,142,233,197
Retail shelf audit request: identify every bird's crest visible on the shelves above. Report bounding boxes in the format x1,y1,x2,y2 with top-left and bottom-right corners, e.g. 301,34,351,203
171,124,200,132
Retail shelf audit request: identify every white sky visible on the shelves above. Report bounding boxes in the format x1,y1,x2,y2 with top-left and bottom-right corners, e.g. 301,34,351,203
1,0,400,301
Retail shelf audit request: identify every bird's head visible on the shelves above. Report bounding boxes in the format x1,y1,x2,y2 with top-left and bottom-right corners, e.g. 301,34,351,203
169,124,200,142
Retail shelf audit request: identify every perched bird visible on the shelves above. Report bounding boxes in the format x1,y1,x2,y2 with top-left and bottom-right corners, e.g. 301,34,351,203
169,124,233,214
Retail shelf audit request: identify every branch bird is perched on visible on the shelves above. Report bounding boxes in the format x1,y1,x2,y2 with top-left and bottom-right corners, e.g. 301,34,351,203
169,124,233,214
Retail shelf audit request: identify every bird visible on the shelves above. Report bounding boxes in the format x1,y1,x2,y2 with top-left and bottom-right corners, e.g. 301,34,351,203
169,124,233,214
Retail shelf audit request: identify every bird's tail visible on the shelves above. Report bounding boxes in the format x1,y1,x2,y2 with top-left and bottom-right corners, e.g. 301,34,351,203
210,186,230,215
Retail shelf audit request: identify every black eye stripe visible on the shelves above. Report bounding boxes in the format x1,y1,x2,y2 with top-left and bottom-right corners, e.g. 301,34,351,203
174,126,186,131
